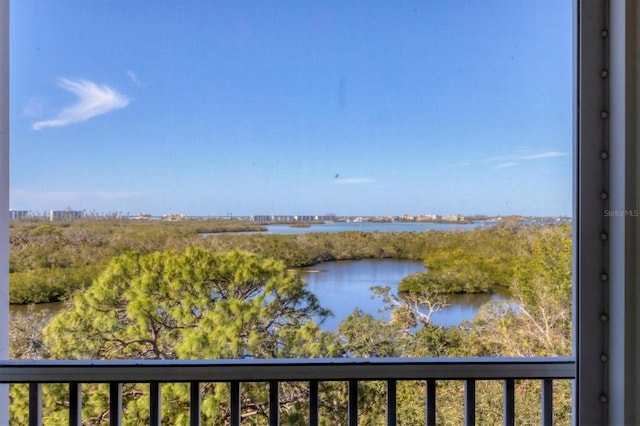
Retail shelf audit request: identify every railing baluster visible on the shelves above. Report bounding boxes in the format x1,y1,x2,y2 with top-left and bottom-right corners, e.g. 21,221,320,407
28,382,42,426
541,379,553,426
464,379,476,426
269,380,279,426
230,381,241,426
387,379,397,426
109,382,122,426
69,382,82,426
348,379,358,426
426,379,436,426
503,379,515,426
309,380,319,426
149,382,161,426
190,381,200,426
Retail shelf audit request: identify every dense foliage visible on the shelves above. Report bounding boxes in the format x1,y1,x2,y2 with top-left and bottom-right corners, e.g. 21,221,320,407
10,217,563,303
9,219,264,303
44,248,332,360
8,220,573,424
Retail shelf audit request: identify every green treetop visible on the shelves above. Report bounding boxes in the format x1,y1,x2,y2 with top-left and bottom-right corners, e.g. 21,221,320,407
44,247,334,360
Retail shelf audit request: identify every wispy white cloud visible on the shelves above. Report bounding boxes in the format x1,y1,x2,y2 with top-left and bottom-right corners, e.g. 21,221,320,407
487,151,568,163
127,70,144,87
455,149,569,169
518,151,567,160
32,79,129,130
495,162,518,169
333,177,376,185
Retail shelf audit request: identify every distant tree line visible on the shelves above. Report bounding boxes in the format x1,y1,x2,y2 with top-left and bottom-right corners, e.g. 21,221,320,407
9,217,566,304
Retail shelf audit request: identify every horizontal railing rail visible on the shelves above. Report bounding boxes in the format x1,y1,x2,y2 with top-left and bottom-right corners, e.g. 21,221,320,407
0,357,575,426
0,357,575,383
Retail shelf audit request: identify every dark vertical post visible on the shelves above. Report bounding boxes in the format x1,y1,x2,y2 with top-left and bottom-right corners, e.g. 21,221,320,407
503,379,515,426
426,380,436,426
190,381,200,426
309,380,319,426
230,381,241,426
386,379,397,426
541,379,553,426
269,380,279,426
69,383,82,426
28,383,42,426
464,379,476,426
348,380,358,426
109,382,122,426
149,382,161,426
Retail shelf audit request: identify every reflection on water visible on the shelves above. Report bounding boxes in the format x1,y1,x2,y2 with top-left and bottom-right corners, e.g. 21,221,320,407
9,301,65,318
436,291,511,326
299,259,511,330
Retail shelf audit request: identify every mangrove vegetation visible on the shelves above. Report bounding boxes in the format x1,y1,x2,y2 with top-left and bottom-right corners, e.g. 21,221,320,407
8,218,573,424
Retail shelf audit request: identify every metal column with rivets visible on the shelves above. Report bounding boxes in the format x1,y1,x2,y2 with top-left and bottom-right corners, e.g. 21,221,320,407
575,0,608,424
577,0,640,424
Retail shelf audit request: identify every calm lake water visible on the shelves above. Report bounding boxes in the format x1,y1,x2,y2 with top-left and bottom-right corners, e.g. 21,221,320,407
262,221,490,234
298,259,511,331
202,221,495,237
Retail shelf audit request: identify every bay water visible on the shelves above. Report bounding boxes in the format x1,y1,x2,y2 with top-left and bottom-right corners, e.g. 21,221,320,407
298,259,511,331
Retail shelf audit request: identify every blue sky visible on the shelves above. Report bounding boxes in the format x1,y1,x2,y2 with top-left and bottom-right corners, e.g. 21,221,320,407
9,0,573,217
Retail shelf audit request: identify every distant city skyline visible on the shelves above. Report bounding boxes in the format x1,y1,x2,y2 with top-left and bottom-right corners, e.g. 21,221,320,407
10,1,572,217
9,208,569,221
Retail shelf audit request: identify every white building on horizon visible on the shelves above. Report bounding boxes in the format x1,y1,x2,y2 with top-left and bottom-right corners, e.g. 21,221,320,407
49,210,83,221
8,210,28,221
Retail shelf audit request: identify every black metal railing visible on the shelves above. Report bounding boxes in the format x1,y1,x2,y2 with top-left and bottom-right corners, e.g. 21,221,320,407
0,357,575,426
